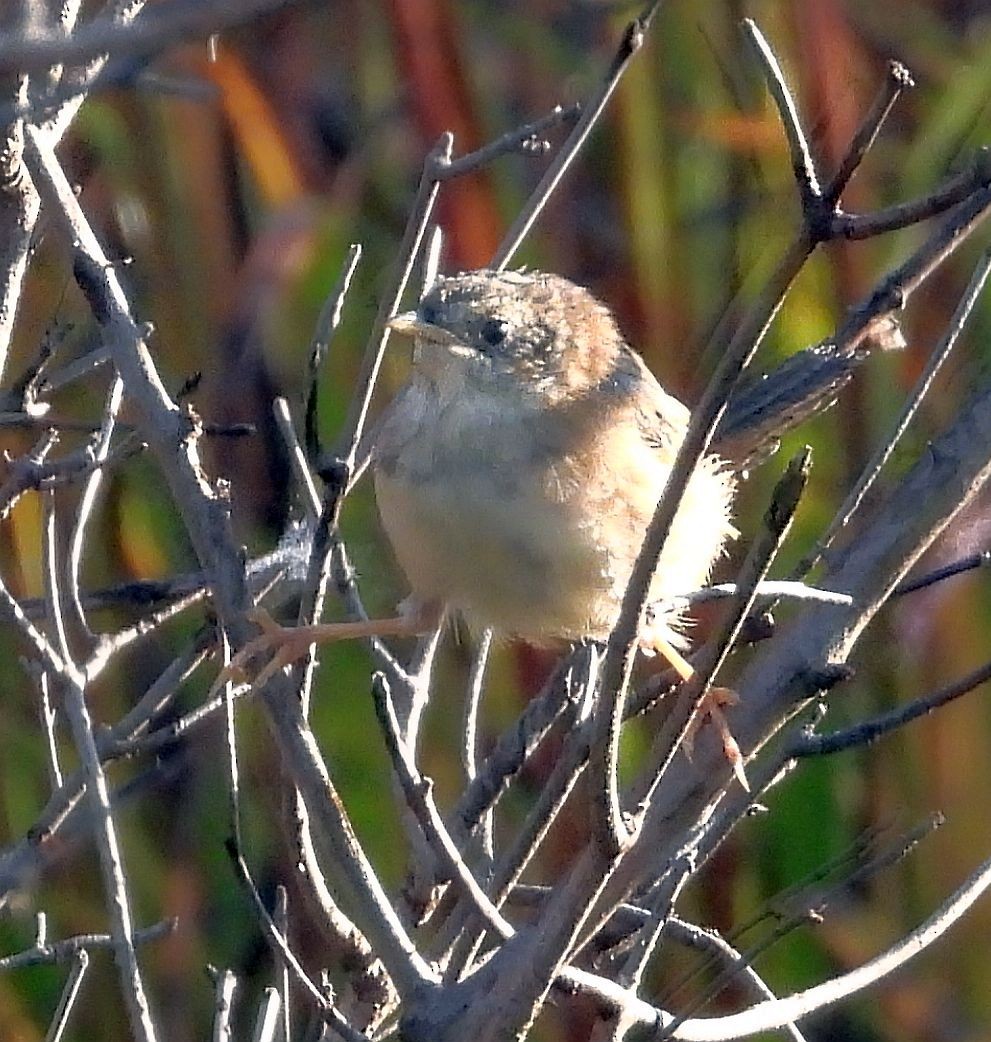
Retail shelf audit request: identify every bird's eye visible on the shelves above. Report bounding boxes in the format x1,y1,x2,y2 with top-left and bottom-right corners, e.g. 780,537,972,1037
480,318,507,347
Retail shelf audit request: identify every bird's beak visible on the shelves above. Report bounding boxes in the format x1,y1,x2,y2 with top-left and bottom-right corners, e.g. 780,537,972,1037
387,310,462,351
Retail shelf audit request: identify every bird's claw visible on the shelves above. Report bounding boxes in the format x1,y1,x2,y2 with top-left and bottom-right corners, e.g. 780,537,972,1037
684,686,749,792
210,608,313,696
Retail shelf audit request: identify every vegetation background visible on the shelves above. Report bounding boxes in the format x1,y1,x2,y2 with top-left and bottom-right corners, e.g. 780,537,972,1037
2,0,991,1039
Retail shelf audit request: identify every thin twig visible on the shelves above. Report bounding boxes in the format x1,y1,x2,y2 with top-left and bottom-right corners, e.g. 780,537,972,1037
274,886,292,1042
0,0,298,76
794,659,991,757
226,841,373,1042
305,243,362,459
443,102,581,180
440,646,601,980
372,673,514,942
44,948,89,1042
803,247,991,574
38,495,158,1039
824,60,913,205
211,969,237,1042
831,148,991,240
0,919,174,971
742,19,820,212
66,374,124,639
334,134,452,494
895,549,991,596
637,448,811,806
491,3,662,268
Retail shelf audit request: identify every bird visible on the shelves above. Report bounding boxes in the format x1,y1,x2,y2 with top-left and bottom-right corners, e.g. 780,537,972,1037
372,269,736,664
219,269,744,777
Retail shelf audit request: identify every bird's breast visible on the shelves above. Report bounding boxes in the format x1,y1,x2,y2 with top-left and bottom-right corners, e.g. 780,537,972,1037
373,385,622,639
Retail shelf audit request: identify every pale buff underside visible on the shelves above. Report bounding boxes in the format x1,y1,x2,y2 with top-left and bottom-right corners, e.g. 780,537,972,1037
374,377,736,647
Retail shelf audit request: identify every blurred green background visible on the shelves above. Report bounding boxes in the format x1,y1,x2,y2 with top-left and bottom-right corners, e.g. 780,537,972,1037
2,0,991,1039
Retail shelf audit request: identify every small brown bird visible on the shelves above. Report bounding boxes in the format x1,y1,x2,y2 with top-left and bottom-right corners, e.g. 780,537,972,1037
374,269,736,664
221,269,738,702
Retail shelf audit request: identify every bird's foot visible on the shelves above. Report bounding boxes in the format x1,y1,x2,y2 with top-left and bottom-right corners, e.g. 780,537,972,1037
210,606,433,695
684,686,749,792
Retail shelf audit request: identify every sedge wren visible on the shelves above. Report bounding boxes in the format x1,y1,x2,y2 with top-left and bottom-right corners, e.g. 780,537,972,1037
375,269,736,663
221,269,738,701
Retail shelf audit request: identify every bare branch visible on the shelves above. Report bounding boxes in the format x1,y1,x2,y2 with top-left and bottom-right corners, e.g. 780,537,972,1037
0,0,297,76
492,2,662,268
741,19,820,210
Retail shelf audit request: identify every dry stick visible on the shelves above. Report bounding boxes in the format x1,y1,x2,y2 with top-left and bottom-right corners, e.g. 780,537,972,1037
592,866,696,1042
36,464,159,1042
587,457,811,1025
833,149,991,240
399,624,444,752
0,919,174,971
372,673,514,942
37,502,65,792
22,127,434,1000
793,658,991,757
665,853,991,1041
84,587,207,682
634,449,811,812
453,656,579,837
50,694,152,1041
275,396,321,523
44,949,89,1042
274,886,292,1042
272,396,402,1019
491,1,662,269
42,491,73,678
0,428,57,518
305,242,362,459
441,647,602,982
37,671,63,790
824,60,913,206
273,396,405,706
444,102,581,180
276,397,410,695
658,819,942,1041
251,989,281,1042
666,621,983,950
290,799,398,1029
590,14,825,860
791,186,991,582
66,374,124,639
220,641,366,1042
211,969,237,1042
461,629,494,861
702,45,913,370
801,247,991,575
0,0,296,76
663,919,808,1042
334,134,452,496
0,106,39,382
0,0,149,381
895,549,991,595
515,885,800,1033
0,1,34,379
0,641,209,907
485,811,932,1042
743,17,820,208
226,843,372,1042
